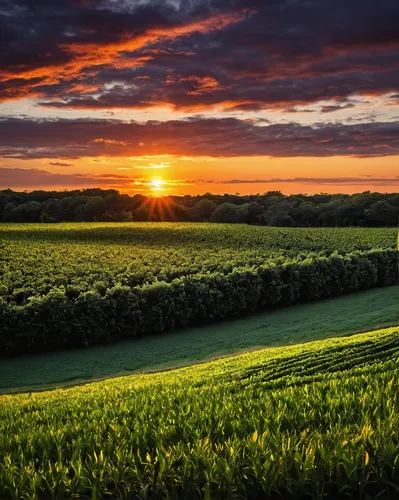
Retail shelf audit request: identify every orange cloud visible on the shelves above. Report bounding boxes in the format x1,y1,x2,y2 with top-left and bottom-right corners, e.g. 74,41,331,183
0,10,248,102
66,83,100,94
92,138,128,146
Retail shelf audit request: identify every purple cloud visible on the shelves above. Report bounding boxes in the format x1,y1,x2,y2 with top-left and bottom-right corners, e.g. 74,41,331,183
0,117,398,159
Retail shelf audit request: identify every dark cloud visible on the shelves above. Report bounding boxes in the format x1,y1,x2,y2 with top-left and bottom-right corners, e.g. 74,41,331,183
0,0,398,109
0,0,246,103
321,103,355,113
38,69,399,112
0,117,398,159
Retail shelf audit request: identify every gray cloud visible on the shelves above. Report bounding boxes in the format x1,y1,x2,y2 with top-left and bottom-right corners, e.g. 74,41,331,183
1,0,398,110
0,117,398,159
0,167,134,189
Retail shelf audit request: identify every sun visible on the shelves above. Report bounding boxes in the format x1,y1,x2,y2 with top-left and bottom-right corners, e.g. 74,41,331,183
150,178,165,193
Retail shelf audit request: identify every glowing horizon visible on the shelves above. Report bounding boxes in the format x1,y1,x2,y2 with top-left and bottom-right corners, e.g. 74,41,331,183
1,1,399,194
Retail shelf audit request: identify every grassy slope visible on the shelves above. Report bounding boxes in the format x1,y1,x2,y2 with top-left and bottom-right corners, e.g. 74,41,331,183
1,284,398,393
1,326,399,499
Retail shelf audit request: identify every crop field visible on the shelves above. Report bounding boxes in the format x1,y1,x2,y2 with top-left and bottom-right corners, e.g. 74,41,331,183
1,326,399,499
1,223,398,498
1,285,398,394
2,223,397,294
1,223,397,355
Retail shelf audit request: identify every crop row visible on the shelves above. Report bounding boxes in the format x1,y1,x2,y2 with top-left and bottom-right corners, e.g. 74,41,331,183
1,247,397,355
1,224,397,305
1,327,399,499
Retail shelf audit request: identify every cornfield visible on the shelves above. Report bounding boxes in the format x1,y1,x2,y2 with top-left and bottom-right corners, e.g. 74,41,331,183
1,327,399,499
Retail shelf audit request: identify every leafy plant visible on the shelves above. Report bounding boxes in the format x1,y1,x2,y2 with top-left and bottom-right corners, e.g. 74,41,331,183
1,223,397,355
1,327,399,499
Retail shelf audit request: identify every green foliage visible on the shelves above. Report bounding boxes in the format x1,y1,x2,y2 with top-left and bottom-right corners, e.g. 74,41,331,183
2,188,399,226
1,223,397,356
2,286,399,394
1,327,399,499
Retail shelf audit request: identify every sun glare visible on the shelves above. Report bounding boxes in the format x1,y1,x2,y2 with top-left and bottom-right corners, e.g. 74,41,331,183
150,178,164,192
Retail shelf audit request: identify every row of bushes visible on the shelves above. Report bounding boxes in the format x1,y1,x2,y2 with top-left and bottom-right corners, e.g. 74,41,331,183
1,249,398,356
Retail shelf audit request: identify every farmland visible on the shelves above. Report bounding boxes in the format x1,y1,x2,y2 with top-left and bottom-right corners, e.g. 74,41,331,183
1,222,399,499
2,285,399,393
1,326,399,499
1,223,397,356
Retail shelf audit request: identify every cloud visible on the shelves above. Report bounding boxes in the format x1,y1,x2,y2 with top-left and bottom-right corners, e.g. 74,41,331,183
0,167,134,189
48,161,73,167
0,0,398,110
2,167,398,191
0,117,398,159
0,166,191,190
0,1,247,102
212,177,399,186
321,103,355,113
37,67,399,113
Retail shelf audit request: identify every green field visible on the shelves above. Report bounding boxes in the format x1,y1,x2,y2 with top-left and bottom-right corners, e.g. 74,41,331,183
2,224,396,298
1,326,399,499
1,223,399,498
1,285,399,393
1,223,397,357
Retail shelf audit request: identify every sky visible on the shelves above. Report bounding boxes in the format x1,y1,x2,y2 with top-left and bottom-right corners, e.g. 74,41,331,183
0,0,399,195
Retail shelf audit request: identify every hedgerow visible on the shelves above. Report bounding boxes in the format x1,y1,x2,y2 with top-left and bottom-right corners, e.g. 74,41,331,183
1,246,397,355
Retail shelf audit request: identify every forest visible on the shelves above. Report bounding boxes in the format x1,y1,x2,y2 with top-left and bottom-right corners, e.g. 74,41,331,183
1,189,399,226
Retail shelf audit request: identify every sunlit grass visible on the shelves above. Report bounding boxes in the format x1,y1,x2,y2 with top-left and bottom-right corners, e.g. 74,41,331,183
1,327,399,498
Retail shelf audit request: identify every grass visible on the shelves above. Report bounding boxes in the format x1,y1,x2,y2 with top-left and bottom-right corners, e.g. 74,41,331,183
1,326,399,499
1,284,398,394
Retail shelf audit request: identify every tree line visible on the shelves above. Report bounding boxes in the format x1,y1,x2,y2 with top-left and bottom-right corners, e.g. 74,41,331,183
1,188,399,226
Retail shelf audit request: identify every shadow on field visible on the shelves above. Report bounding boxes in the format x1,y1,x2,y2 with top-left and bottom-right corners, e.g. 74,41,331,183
1,284,398,394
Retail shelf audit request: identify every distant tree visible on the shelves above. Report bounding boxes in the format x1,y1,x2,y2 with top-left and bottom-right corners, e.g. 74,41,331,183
3,202,18,222
134,205,150,221
4,201,42,222
1,188,398,227
271,213,296,227
171,202,191,222
294,202,319,227
246,202,264,224
75,197,106,221
191,199,217,221
365,201,397,226
120,211,134,222
210,203,242,223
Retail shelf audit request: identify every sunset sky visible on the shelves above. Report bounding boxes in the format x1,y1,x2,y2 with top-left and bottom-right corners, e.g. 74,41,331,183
1,0,398,195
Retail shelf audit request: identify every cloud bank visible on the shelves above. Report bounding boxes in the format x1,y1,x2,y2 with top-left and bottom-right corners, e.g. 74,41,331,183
1,0,398,111
0,117,398,159
2,167,399,191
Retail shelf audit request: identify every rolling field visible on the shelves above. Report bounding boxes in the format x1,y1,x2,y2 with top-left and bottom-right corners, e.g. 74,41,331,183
1,326,399,499
1,223,398,498
1,223,397,356
1,285,399,393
